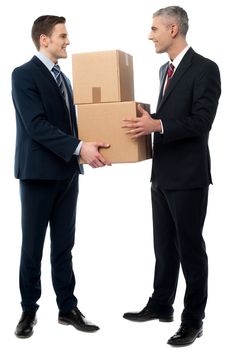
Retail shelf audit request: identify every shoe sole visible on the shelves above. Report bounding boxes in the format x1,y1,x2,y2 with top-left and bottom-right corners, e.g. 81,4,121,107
123,315,174,323
15,331,34,339
167,329,203,346
159,317,174,323
58,318,99,332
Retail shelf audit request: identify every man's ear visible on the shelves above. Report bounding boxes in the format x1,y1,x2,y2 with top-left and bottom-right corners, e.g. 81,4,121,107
170,24,179,38
39,34,49,48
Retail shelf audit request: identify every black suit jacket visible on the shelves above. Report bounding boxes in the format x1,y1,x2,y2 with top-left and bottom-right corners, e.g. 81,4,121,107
151,48,221,189
12,56,81,180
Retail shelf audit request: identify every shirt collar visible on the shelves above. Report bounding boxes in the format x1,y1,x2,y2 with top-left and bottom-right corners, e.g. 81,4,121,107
35,52,56,72
170,45,190,71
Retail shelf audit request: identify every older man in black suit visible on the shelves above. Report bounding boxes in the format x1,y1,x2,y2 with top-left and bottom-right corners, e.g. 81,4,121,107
122,6,221,346
12,15,110,338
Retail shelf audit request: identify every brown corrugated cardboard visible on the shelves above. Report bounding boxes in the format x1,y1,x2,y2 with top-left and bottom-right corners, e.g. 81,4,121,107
78,101,152,164
72,50,134,104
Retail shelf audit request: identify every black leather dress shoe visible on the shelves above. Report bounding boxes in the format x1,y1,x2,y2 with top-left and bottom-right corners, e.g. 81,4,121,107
123,305,173,322
167,325,203,346
15,311,37,338
58,307,99,332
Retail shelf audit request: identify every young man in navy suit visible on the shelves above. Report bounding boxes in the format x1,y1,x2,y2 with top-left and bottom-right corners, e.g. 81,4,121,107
122,6,221,346
12,15,110,338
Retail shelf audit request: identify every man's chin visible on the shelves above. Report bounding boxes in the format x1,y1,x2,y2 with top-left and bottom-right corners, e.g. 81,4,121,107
61,51,68,58
155,48,165,54
59,54,68,59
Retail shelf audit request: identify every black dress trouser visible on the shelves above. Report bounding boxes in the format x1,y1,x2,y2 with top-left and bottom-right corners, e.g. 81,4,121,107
19,172,79,313
148,183,209,328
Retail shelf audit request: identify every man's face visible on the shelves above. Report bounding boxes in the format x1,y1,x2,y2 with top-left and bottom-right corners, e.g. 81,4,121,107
148,15,173,54
41,23,70,62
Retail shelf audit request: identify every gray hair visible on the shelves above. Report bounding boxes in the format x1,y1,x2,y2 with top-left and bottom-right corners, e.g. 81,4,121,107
153,6,189,37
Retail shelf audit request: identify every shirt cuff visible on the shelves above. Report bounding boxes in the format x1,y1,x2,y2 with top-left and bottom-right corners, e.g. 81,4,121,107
74,141,83,155
160,120,164,134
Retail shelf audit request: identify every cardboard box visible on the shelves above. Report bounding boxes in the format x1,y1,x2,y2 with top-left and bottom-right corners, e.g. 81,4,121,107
72,50,134,104
78,101,152,163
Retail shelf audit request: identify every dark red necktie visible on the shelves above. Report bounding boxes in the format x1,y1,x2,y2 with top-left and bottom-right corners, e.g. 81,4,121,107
164,63,175,94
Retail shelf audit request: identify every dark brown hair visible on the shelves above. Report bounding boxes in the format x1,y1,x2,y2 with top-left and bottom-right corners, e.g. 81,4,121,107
31,15,66,50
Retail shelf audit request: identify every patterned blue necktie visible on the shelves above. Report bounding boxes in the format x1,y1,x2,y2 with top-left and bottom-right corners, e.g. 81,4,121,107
52,64,65,96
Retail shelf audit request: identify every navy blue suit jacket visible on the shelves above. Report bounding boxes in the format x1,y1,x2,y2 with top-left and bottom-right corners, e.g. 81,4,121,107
12,55,81,180
151,48,221,190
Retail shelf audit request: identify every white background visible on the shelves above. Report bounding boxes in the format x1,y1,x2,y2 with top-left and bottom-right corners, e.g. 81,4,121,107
0,0,231,349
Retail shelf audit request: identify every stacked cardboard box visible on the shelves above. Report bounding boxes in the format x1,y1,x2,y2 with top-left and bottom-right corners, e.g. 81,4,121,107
72,50,152,163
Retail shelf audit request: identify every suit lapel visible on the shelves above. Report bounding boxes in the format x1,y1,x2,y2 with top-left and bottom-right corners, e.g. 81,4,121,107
156,48,195,112
32,55,59,91
156,62,168,109
32,56,68,104
62,76,78,137
31,56,76,134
